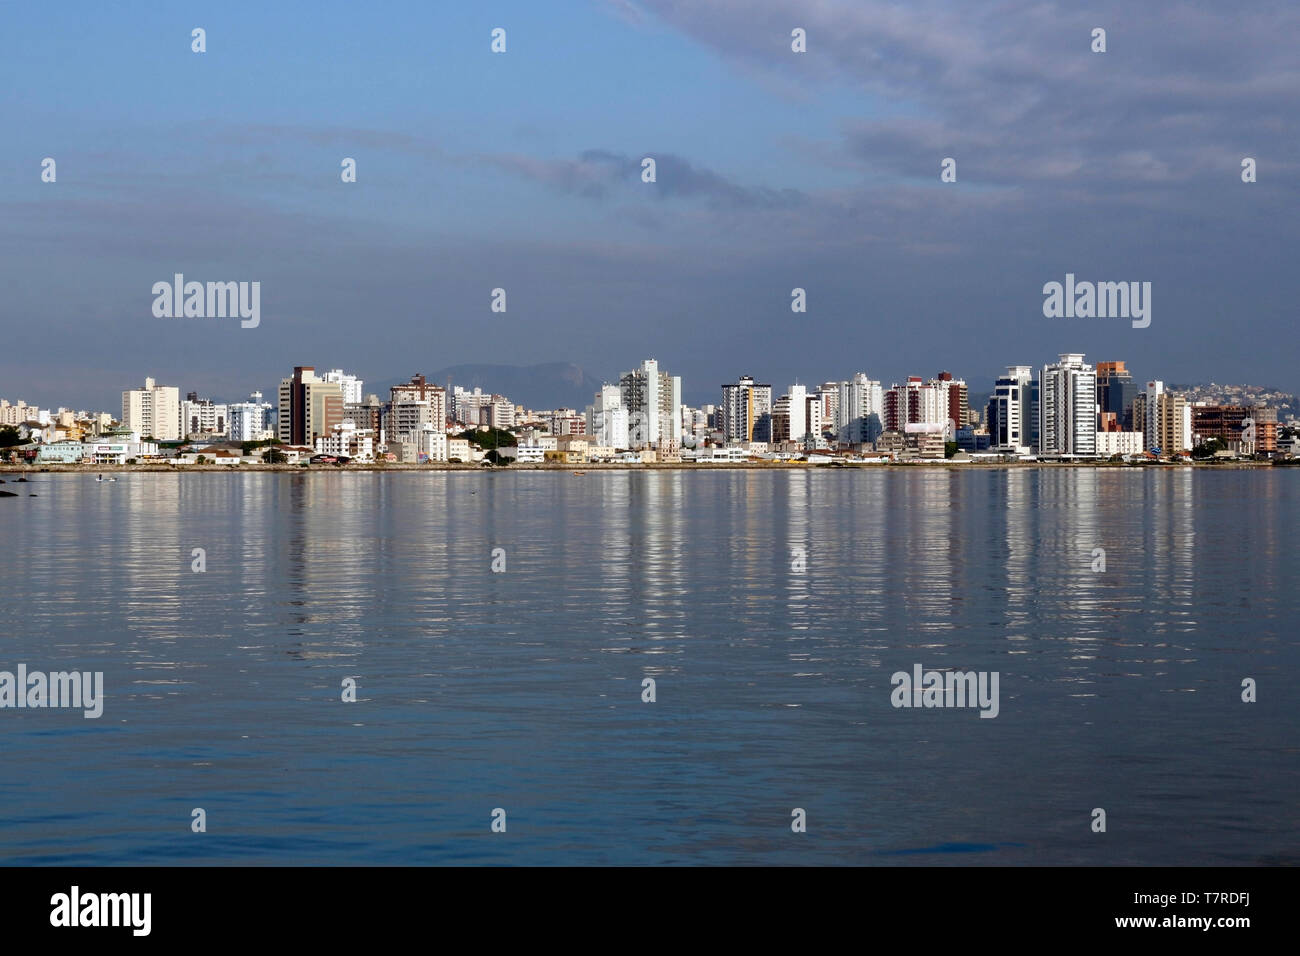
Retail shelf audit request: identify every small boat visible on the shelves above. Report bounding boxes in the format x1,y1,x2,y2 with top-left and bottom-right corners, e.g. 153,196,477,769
572,471,586,476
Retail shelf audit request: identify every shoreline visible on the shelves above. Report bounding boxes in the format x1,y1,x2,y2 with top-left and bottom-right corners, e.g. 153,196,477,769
3,460,1283,473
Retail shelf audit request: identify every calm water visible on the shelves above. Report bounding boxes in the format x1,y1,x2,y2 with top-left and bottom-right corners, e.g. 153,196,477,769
1,469,1296,865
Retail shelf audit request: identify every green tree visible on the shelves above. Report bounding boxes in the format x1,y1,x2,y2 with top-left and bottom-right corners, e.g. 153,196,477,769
1191,438,1227,459
944,441,958,459
461,427,517,451
0,426,20,448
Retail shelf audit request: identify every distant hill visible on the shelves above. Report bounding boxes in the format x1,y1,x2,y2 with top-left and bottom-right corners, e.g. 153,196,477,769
371,362,608,410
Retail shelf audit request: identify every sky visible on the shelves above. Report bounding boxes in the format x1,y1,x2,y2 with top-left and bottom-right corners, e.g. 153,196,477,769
1,0,1297,410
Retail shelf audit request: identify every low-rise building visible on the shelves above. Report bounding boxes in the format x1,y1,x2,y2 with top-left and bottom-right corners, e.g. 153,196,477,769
315,421,374,462
1095,431,1145,457
447,438,472,462
35,440,86,463
82,438,160,464
544,449,586,465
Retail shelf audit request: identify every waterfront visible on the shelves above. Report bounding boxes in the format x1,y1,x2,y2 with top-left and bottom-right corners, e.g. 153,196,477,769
1,469,1296,865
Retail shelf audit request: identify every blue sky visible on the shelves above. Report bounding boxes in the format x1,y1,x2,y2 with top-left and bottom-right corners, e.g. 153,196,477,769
1,0,1297,409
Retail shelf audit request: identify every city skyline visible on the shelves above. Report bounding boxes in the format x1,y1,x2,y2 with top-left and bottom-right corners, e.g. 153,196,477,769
4,349,1289,466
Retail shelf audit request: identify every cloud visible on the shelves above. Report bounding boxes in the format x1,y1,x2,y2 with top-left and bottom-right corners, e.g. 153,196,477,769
630,1,1300,190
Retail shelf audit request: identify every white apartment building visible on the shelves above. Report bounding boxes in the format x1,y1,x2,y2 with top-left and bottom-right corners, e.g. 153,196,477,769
1096,430,1145,456
587,384,630,450
0,400,46,426
620,358,682,450
228,392,275,442
721,375,773,444
787,384,808,446
122,377,181,441
1138,381,1193,454
180,397,228,437
1039,354,1098,457
884,377,948,434
987,366,1036,454
418,424,448,462
314,421,374,461
322,369,364,405
836,373,883,445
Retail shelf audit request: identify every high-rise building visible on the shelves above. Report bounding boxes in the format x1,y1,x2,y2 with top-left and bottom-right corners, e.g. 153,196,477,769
450,386,509,428
1192,404,1276,454
1133,381,1191,455
278,367,343,446
770,386,822,448
587,384,629,449
1096,361,1138,430
0,400,44,426
620,359,682,450
986,366,1036,454
322,369,365,406
343,393,384,442
228,391,274,442
1038,353,1097,457
390,374,447,423
817,383,839,436
835,373,883,445
387,374,447,446
180,392,228,437
721,375,773,444
884,377,949,434
122,377,181,441
786,384,807,446
934,372,970,433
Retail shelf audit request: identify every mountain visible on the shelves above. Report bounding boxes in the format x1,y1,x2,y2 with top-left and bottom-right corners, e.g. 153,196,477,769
370,362,608,410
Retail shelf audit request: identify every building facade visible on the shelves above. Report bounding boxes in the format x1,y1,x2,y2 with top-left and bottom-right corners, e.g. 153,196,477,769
122,377,181,441
1038,354,1097,457
278,366,344,446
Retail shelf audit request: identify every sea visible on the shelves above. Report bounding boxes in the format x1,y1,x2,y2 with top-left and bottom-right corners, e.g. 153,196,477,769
1,468,1296,865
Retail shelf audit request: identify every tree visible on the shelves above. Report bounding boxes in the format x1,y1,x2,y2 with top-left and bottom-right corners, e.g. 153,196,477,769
262,448,289,464
944,441,958,459
242,438,282,455
462,427,517,450
0,426,20,448
1191,438,1227,459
